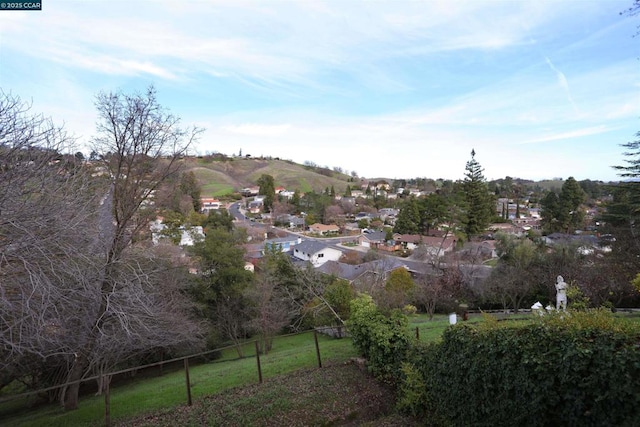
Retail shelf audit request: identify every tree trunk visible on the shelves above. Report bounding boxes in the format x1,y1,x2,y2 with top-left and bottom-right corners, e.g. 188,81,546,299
62,350,91,410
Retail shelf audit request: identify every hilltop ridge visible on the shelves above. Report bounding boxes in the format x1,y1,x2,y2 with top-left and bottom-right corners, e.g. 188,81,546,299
185,156,357,197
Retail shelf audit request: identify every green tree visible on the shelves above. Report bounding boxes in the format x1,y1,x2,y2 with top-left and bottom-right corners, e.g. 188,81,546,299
303,278,355,328
383,267,415,310
190,227,254,355
541,177,586,233
257,174,275,212
460,149,494,239
290,189,301,213
558,177,586,232
540,191,561,233
394,197,420,234
418,193,449,235
203,208,234,232
180,171,201,212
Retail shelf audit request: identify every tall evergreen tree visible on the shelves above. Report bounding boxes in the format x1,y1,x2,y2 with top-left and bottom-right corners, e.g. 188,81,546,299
291,189,301,213
558,177,586,231
540,177,586,233
257,174,275,212
540,191,560,233
604,131,640,255
461,149,494,239
180,171,201,212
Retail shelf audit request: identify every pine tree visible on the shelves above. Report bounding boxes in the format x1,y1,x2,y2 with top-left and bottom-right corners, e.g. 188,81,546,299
461,149,494,239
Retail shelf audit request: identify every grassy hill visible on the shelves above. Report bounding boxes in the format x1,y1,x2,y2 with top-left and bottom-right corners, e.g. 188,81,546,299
184,157,355,197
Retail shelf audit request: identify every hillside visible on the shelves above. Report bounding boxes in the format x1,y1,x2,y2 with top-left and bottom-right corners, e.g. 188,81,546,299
185,157,356,197
122,363,421,427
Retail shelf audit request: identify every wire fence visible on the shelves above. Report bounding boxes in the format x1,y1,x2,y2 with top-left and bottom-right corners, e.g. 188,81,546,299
0,326,349,427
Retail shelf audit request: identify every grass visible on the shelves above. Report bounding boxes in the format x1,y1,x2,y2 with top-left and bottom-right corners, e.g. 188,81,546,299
0,331,358,427
123,364,420,427
7,311,612,426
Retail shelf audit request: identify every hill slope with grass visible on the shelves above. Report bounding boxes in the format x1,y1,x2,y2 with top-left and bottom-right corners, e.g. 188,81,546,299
185,157,357,197
123,363,421,427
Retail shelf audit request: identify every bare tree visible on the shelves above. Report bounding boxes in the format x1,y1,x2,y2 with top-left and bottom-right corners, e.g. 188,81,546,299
60,86,203,410
415,267,463,320
246,274,294,354
324,204,344,225
0,92,101,395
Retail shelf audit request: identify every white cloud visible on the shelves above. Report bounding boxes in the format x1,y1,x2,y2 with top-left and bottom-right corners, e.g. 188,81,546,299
520,126,610,144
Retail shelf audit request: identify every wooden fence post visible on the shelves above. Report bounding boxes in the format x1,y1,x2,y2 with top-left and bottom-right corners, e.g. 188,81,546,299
255,340,263,384
314,330,322,368
104,375,111,427
184,358,192,406
416,326,420,340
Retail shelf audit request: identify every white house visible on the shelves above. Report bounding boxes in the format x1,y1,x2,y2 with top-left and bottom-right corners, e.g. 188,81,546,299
292,240,342,267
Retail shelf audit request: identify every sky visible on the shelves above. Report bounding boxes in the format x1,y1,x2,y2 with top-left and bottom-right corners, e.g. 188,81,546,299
1,0,639,182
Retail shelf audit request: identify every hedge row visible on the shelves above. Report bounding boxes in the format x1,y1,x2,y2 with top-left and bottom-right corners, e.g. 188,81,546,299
347,297,640,426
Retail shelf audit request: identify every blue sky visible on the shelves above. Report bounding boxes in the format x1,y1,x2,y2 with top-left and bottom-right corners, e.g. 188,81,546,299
1,1,639,182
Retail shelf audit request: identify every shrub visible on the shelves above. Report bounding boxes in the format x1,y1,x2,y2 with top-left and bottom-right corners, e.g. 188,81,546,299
347,294,411,384
408,309,640,426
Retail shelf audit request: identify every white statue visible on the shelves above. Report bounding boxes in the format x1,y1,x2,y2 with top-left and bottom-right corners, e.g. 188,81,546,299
555,275,567,311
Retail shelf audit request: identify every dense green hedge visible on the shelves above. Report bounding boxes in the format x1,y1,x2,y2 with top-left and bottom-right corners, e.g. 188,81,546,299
349,298,640,426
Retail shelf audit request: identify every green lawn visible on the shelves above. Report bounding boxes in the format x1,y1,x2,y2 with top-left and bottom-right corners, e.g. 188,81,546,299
7,310,623,427
0,331,358,427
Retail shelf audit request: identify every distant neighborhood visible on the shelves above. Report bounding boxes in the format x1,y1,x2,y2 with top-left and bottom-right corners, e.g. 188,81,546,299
146,168,613,293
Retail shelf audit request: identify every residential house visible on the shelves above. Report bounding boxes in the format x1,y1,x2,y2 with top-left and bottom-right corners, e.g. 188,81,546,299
275,214,305,229
393,234,423,250
393,233,456,257
308,223,340,235
292,240,342,266
150,219,205,246
248,199,263,214
488,223,526,236
279,190,296,200
241,187,260,196
200,197,222,213
317,257,434,292
263,236,302,253
358,230,389,248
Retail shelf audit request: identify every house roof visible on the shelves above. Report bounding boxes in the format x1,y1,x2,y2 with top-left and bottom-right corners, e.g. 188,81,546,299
265,236,301,246
393,233,455,249
419,235,456,250
393,234,423,244
294,240,335,255
309,223,340,232
316,261,372,281
361,231,387,242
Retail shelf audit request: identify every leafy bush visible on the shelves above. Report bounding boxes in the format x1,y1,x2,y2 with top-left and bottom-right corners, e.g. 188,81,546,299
347,294,411,384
